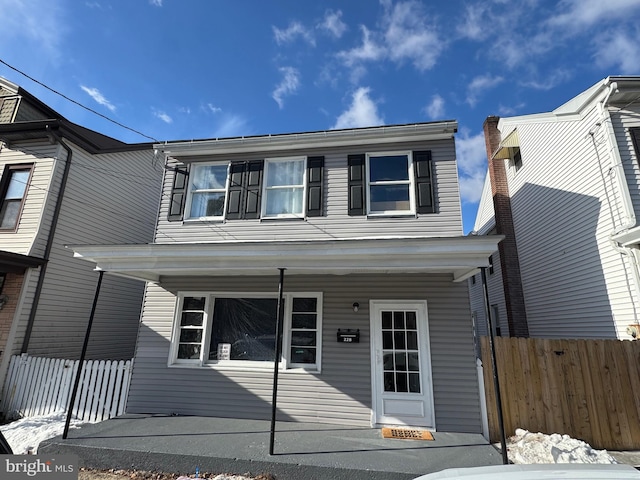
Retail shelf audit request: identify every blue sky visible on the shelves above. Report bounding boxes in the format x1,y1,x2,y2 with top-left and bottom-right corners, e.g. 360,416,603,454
1,0,640,232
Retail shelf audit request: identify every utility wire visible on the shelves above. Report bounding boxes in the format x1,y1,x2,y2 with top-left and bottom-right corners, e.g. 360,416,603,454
0,57,160,143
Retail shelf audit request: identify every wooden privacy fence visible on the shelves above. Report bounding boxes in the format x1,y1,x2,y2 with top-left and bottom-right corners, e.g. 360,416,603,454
1,354,132,423
480,337,640,450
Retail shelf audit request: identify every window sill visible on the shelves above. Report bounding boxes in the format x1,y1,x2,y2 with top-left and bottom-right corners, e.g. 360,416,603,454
366,212,417,219
167,362,319,374
259,216,305,222
183,217,225,223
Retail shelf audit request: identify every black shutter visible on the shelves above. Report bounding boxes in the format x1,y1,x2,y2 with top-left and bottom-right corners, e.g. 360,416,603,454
306,156,324,217
413,150,435,214
244,160,264,219
348,154,366,216
168,164,190,222
226,162,246,220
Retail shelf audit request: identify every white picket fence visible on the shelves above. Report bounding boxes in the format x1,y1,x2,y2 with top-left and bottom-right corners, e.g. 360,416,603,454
1,354,132,422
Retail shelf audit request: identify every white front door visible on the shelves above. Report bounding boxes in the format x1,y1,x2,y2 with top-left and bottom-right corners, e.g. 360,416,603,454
370,300,435,428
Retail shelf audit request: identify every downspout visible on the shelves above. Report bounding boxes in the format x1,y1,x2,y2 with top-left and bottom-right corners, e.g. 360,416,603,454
597,80,640,327
20,126,73,353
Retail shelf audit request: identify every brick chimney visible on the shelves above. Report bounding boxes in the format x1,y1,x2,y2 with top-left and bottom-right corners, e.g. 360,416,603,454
483,116,529,337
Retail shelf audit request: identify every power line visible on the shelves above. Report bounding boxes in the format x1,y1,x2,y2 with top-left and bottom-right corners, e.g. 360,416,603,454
0,57,160,143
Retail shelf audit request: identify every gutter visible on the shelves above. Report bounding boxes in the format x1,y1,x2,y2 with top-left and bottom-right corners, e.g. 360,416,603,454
20,126,73,353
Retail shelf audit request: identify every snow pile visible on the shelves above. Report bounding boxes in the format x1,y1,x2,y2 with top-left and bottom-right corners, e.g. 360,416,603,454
0,411,84,454
507,428,619,464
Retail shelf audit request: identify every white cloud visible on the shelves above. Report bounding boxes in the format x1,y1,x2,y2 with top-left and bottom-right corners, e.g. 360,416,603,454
152,109,172,124
424,94,445,120
336,0,443,74
455,130,487,204
272,67,301,109
0,0,66,58
466,74,504,107
519,69,572,91
80,85,116,112
273,21,315,46
332,87,384,129
382,0,443,70
593,28,640,74
212,115,250,138
149,0,162,6
548,0,640,30
337,26,385,67
456,4,488,40
318,9,347,38
205,103,222,114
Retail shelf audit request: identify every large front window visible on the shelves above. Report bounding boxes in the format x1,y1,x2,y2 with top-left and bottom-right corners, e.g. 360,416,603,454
172,292,322,371
367,153,414,215
262,157,306,218
186,163,228,219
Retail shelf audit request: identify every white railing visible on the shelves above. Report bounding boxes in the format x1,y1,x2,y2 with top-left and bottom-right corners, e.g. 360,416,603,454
0,354,132,422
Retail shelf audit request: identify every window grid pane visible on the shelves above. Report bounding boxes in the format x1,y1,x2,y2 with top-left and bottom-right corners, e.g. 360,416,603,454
177,297,206,360
290,297,318,365
188,164,228,218
382,309,421,394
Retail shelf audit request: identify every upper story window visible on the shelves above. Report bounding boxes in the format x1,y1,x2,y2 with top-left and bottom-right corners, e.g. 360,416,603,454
171,292,322,372
262,157,306,218
511,147,522,172
168,156,324,222
367,152,413,215
185,163,229,220
0,164,32,230
348,150,434,217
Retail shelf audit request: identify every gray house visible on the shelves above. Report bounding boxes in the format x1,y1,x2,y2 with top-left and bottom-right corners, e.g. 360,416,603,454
469,76,640,341
74,122,501,433
0,77,163,393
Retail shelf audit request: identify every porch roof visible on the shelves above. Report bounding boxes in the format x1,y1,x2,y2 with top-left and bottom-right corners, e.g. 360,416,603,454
70,235,503,283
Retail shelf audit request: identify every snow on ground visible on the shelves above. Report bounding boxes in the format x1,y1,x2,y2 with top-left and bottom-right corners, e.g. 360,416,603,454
0,411,84,454
0,412,623,468
507,428,619,464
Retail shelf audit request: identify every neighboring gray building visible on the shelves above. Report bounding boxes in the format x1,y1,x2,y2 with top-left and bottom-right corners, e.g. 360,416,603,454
0,77,163,393
470,76,640,341
74,121,501,433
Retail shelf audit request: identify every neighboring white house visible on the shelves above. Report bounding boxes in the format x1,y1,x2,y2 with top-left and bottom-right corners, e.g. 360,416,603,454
0,77,164,397
73,121,501,433
469,76,640,341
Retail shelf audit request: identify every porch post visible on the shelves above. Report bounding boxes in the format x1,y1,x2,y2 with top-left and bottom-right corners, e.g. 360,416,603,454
269,268,286,455
63,270,104,439
480,267,508,464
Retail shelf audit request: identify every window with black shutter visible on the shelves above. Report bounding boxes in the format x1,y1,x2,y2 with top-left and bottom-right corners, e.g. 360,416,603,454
413,150,435,214
306,156,324,217
348,154,366,216
631,128,640,165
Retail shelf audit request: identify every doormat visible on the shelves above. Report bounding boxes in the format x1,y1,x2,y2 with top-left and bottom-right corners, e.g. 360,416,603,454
381,427,434,440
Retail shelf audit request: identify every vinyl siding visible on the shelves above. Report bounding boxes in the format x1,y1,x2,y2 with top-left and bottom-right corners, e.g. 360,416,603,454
126,273,483,433
22,141,162,359
611,105,640,220
503,105,636,339
472,172,495,234
155,139,462,243
14,101,50,122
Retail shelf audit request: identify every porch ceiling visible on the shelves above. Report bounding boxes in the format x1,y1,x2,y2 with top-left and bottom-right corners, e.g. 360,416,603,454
70,235,503,283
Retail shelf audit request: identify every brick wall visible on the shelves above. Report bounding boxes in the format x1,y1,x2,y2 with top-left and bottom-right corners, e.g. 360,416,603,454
483,116,529,337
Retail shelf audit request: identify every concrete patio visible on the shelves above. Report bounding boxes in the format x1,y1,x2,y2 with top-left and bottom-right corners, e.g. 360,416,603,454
40,414,503,480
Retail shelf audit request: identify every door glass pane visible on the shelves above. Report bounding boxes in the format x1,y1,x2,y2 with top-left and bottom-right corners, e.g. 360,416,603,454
178,344,201,360
409,373,421,393
393,311,405,329
292,314,316,329
293,297,317,312
408,352,420,371
394,331,405,349
181,312,203,326
395,352,407,371
407,331,418,350
179,329,202,343
396,372,408,392
384,372,395,392
291,331,316,346
383,352,394,370
183,297,205,310
406,311,417,329
381,311,392,329
382,331,393,349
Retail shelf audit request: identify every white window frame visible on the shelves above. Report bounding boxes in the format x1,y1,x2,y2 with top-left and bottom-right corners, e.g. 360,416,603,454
169,291,323,373
184,162,230,221
261,156,307,219
365,151,415,216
